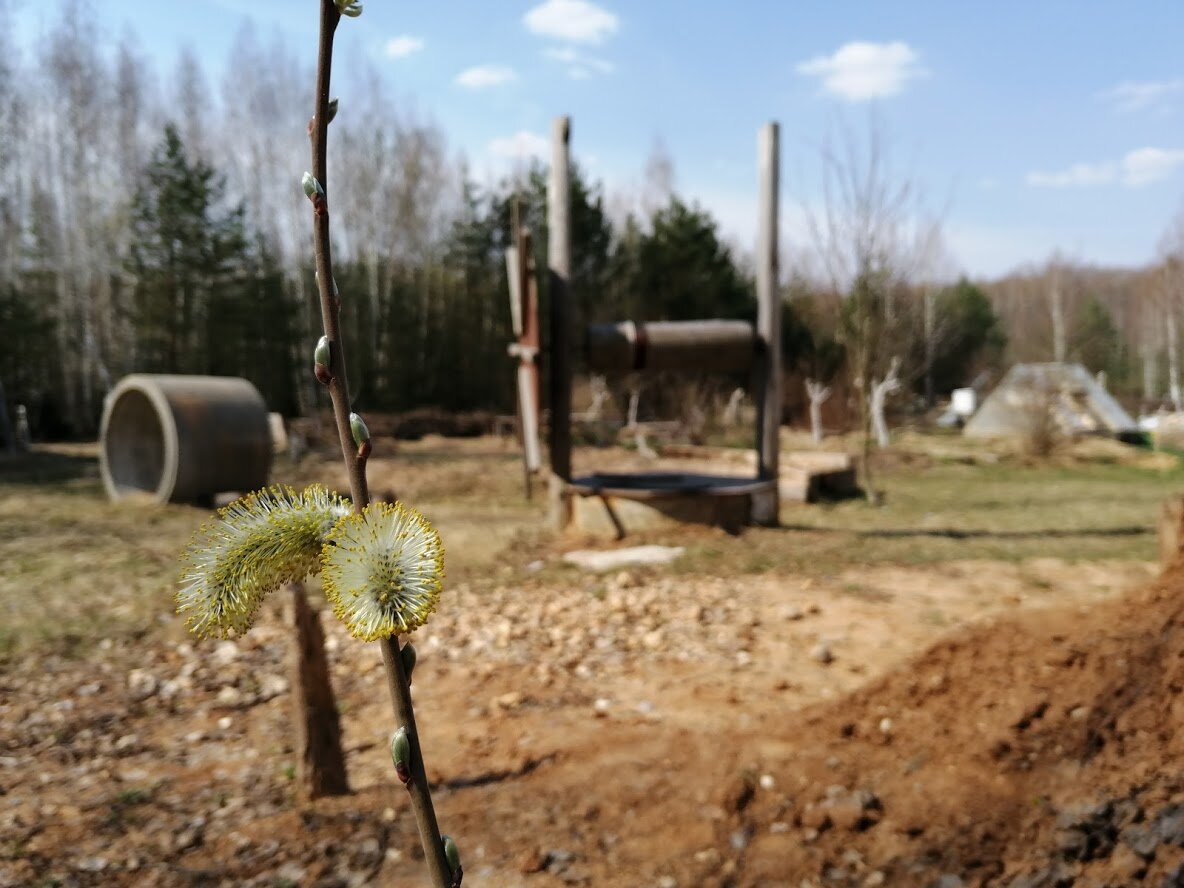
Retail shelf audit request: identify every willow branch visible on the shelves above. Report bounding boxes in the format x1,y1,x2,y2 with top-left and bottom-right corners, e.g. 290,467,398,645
309,3,451,885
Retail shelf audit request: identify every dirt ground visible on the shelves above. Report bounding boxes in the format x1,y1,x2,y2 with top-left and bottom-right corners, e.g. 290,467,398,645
0,435,1180,887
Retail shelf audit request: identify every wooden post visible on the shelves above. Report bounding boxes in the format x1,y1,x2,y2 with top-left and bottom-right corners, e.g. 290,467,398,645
507,197,542,499
522,229,542,471
548,115,573,528
284,582,350,798
753,121,781,526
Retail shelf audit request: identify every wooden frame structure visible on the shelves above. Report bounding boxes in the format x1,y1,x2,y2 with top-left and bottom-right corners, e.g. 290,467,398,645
542,117,782,534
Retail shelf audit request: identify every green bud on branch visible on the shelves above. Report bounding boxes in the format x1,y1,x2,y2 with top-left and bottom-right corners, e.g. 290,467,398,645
442,835,463,887
314,336,332,386
326,97,339,124
350,412,372,460
302,172,327,215
400,641,417,684
335,0,363,16
391,727,412,785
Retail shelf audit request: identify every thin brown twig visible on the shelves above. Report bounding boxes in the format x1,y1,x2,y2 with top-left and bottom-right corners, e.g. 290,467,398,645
308,2,451,885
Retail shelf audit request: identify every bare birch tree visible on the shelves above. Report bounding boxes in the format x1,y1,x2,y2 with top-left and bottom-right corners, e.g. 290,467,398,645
806,114,934,496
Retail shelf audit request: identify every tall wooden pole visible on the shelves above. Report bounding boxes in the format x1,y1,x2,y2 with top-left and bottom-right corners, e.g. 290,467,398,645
754,121,781,526
547,116,573,529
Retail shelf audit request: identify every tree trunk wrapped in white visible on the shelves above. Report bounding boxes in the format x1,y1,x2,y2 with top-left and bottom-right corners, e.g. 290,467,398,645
871,357,901,448
804,379,831,444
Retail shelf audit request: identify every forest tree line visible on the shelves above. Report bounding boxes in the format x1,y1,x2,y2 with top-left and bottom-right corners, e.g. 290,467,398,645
2,5,1183,440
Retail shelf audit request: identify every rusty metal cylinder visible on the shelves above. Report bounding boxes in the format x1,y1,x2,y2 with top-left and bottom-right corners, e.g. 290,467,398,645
586,319,756,373
99,374,273,503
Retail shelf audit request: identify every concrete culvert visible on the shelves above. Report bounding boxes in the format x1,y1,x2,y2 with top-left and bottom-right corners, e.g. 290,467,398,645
100,374,273,504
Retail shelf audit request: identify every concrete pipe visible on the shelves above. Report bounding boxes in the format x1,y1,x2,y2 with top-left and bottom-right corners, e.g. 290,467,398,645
586,319,755,374
99,374,273,504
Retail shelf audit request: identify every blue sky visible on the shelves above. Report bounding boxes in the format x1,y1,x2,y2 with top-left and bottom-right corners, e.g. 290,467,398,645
14,0,1184,278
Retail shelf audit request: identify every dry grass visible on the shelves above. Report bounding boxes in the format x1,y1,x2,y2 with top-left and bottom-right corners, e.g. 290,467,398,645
0,433,1178,659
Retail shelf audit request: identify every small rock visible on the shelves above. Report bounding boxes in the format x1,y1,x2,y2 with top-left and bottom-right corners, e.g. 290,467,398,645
174,828,202,851
76,857,108,872
492,691,524,711
259,675,289,699
1157,803,1184,846
694,848,721,866
658,877,678,888
878,717,894,734
127,669,158,701
276,863,307,883
593,698,611,717
518,847,547,874
864,872,886,887
217,716,233,730
381,807,396,823
1121,823,1159,859
212,640,240,665
810,643,834,665
216,686,244,707
759,774,776,791
114,734,138,752
729,827,751,850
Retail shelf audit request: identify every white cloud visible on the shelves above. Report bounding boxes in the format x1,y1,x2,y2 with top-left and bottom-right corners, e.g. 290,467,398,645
1099,79,1184,113
455,65,517,88
489,131,549,160
1026,148,1184,188
1121,147,1184,186
797,41,926,101
543,45,614,79
524,0,618,44
384,35,424,59
544,46,579,64
1026,162,1116,188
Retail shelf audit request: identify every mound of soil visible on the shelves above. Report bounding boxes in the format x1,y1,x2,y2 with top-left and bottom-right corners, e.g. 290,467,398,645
2,555,1176,887
730,562,1184,887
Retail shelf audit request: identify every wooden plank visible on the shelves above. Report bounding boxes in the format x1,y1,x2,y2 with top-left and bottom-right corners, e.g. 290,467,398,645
505,245,523,336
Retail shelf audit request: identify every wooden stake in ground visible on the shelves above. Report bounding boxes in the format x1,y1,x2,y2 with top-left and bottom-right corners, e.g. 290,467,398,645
753,121,781,526
547,116,573,529
284,581,349,798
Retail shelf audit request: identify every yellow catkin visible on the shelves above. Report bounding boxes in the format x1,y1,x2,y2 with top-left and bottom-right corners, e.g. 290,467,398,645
321,501,445,641
176,484,351,638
